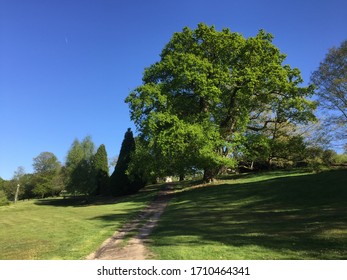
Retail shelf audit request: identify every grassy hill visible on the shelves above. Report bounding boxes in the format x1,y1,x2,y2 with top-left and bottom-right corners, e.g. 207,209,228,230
149,169,347,259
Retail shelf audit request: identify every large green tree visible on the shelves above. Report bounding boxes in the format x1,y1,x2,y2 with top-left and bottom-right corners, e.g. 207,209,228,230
93,144,109,195
32,152,63,198
126,23,316,181
311,39,347,141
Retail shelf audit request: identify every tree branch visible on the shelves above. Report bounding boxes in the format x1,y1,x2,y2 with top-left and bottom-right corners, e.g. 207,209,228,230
247,120,278,131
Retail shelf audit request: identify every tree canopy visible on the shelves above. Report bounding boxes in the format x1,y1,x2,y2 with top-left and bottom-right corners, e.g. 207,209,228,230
32,152,62,198
65,136,96,195
126,23,316,181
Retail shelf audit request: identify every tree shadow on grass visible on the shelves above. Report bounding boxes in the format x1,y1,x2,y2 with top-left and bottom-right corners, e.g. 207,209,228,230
34,183,163,208
151,169,347,259
88,212,138,223
34,196,116,207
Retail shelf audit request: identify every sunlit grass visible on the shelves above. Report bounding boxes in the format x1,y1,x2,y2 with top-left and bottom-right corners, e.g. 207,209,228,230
0,186,159,259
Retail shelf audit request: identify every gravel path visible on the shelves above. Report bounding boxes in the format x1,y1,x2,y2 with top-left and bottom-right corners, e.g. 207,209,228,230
86,186,173,260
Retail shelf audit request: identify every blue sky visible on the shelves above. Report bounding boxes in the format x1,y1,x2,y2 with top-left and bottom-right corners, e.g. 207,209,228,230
1,0,346,180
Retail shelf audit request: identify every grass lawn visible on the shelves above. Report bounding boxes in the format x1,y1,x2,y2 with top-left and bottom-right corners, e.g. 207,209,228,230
0,186,159,259
149,169,347,259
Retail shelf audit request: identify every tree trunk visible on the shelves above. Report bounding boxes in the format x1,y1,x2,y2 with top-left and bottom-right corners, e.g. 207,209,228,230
203,168,218,183
179,174,185,181
14,184,20,203
267,157,273,169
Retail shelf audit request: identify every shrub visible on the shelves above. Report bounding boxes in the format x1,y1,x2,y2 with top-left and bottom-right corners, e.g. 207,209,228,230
0,190,10,206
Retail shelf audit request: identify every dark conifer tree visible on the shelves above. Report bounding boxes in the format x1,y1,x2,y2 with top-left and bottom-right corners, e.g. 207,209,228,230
93,144,109,195
110,128,145,196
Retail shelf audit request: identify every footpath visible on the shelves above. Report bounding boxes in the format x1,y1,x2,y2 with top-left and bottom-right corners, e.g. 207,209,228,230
86,186,173,260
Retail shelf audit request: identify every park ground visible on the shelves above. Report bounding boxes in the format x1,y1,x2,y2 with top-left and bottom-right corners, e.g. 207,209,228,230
0,169,346,260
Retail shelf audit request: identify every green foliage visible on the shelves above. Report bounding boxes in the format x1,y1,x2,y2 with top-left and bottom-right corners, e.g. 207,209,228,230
333,153,347,165
32,152,63,198
2,163,62,202
1,167,30,202
126,137,158,184
268,131,307,168
239,133,271,168
0,190,9,206
126,23,316,181
65,136,96,195
299,147,347,171
0,177,9,206
1,180,15,201
33,152,60,174
93,144,109,195
20,174,36,199
65,139,83,194
322,149,338,166
110,128,146,196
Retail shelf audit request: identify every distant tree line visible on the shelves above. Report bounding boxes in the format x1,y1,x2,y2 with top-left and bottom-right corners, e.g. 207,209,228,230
0,129,147,205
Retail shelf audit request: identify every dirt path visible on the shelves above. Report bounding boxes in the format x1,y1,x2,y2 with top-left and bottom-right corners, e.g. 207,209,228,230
86,186,173,260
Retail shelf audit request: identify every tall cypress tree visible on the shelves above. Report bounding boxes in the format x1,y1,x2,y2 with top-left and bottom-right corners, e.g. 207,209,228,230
110,128,145,196
93,144,109,195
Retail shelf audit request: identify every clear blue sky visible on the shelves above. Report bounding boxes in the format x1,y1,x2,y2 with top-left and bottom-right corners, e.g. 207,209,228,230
1,0,346,180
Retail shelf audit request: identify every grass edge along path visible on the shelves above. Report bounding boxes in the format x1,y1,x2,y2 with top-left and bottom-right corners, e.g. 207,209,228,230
149,169,347,260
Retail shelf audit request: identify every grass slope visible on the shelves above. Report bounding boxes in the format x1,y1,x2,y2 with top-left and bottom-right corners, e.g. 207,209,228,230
149,169,347,259
0,186,158,259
